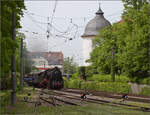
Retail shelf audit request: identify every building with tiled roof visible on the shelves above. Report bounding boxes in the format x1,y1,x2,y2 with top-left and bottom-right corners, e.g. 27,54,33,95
28,51,63,71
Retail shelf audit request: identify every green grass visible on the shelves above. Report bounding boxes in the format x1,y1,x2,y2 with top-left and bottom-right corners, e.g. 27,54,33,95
0,90,11,107
1,87,150,115
1,102,150,115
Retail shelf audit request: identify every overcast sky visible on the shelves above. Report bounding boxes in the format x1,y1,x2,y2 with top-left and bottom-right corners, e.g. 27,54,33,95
20,1,124,65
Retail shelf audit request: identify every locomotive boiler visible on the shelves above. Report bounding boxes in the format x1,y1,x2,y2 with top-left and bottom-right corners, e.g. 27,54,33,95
25,67,64,89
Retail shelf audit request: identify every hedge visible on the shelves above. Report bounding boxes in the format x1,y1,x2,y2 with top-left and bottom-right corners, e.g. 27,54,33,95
139,86,150,96
63,78,131,94
87,74,130,83
63,77,83,89
80,82,131,94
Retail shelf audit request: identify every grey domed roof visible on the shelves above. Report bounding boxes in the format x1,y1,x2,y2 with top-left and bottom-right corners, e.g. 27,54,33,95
82,7,111,37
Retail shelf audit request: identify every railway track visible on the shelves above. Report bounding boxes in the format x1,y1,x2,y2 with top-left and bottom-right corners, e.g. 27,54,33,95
62,88,150,103
39,89,150,112
40,97,60,106
39,91,80,106
38,90,89,114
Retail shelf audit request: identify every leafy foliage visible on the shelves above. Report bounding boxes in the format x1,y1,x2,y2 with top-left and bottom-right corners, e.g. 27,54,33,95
139,86,150,96
0,90,11,106
140,77,150,85
1,1,26,78
63,57,78,74
63,77,83,89
0,1,27,90
88,1,150,82
88,74,130,83
78,66,86,80
122,0,149,11
89,26,115,75
117,3,150,78
63,78,131,94
81,82,131,94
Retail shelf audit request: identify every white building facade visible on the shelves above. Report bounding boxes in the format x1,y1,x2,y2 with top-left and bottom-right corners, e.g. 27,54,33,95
82,36,95,66
28,52,63,72
82,6,111,66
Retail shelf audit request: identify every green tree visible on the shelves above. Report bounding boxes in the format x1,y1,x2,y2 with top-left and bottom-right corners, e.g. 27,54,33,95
89,1,149,82
118,2,150,80
0,1,26,89
89,25,117,75
78,66,86,80
63,57,78,74
122,0,148,10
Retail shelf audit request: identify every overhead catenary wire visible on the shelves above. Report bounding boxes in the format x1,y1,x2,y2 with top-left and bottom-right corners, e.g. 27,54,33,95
48,0,58,39
48,32,81,50
24,13,76,36
22,15,119,40
21,5,123,64
50,0,58,25
25,13,46,31
24,9,123,20
24,10,91,20
20,29,80,42
23,9,123,38
24,9,123,27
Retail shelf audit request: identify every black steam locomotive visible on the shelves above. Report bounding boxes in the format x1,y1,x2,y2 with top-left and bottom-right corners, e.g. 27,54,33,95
25,67,64,89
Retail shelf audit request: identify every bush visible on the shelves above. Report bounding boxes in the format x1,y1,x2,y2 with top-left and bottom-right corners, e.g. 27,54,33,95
139,87,150,96
140,77,150,85
63,77,69,88
80,82,131,94
78,66,86,80
68,79,83,89
130,77,150,85
90,74,112,82
71,73,79,79
88,74,130,83
64,76,131,94
115,75,130,83
99,82,131,93
81,81,99,91
63,77,83,89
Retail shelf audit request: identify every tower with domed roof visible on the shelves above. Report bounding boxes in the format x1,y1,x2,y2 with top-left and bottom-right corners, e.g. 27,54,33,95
81,5,111,66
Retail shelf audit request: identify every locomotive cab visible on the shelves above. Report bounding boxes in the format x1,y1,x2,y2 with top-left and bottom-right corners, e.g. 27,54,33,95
48,67,64,89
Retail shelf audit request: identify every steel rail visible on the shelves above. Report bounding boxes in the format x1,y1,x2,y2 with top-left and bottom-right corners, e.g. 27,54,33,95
63,88,150,103
39,97,60,106
41,89,150,112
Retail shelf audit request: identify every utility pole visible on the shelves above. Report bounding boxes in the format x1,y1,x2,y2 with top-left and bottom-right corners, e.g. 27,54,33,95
23,54,25,77
111,46,115,82
67,57,70,79
11,11,16,105
20,37,24,90
47,17,50,52
23,43,26,78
